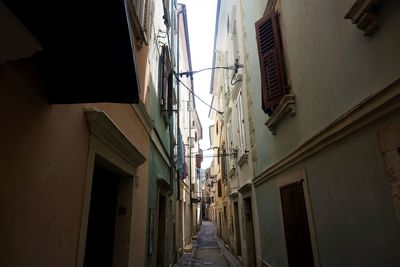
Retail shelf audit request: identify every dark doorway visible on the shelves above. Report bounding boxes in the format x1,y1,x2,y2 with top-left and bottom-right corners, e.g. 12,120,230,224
218,212,223,238
280,181,315,267
84,165,119,266
233,201,242,256
244,197,256,267
157,195,166,267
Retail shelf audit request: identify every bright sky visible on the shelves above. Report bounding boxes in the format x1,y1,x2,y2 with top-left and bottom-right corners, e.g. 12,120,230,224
178,0,218,169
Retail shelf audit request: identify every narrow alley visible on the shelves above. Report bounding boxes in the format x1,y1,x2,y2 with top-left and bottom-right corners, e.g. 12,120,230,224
1,0,400,266
175,221,242,267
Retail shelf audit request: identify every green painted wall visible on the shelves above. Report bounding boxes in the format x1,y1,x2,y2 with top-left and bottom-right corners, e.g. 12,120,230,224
145,56,177,266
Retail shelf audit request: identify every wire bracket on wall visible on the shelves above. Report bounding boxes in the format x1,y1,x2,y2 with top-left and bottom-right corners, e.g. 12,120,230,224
176,59,244,78
231,58,243,85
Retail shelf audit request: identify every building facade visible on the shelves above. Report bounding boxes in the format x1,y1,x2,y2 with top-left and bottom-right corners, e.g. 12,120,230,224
208,0,260,266
174,2,203,259
0,0,201,266
210,0,400,266
0,0,151,266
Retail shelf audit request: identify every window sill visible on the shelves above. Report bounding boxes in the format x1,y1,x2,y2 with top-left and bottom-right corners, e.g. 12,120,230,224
344,0,382,36
265,94,296,135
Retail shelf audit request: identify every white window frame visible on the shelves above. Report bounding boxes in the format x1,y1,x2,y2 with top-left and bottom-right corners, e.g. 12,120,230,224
226,120,233,170
236,90,246,155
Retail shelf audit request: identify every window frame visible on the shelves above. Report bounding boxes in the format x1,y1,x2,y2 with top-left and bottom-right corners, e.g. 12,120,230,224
158,45,172,123
128,0,154,46
236,90,246,154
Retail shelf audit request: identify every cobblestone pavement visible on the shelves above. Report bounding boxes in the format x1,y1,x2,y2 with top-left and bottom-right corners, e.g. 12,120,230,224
174,221,243,267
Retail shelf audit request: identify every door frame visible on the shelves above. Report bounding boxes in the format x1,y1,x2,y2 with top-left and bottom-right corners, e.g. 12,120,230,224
276,169,320,267
77,110,146,267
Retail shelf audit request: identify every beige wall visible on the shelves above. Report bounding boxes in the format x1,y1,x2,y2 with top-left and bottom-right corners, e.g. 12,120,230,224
0,57,150,266
0,60,90,266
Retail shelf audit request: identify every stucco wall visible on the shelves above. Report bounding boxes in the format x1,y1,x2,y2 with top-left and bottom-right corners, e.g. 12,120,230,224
0,58,150,266
90,104,150,267
0,60,89,266
255,108,400,266
241,0,400,175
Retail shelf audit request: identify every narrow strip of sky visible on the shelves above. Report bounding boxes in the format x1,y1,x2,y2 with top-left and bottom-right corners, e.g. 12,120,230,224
178,0,218,169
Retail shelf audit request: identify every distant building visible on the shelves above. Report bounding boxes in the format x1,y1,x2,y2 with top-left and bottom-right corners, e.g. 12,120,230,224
174,2,203,258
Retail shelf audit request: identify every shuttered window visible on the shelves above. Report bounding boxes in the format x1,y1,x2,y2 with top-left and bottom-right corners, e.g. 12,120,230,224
255,11,287,115
221,147,227,181
218,179,222,197
158,45,171,122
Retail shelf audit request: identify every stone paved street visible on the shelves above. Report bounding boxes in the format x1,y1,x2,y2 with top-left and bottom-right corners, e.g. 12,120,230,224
175,221,242,267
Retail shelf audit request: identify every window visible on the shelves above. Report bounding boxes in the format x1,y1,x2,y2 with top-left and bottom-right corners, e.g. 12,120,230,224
158,45,172,122
255,10,288,115
226,120,233,168
218,179,222,197
221,147,227,182
129,0,154,46
236,91,246,153
227,14,230,35
162,0,171,28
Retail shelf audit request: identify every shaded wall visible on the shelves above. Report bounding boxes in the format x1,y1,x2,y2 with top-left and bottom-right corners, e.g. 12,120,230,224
0,59,150,266
255,108,400,266
0,60,89,266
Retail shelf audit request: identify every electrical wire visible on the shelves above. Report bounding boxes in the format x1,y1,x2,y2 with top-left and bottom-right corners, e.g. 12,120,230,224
177,66,237,77
185,154,234,158
231,72,242,85
173,73,224,115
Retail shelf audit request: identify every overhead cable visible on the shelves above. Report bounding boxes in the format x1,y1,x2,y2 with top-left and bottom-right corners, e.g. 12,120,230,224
173,73,224,115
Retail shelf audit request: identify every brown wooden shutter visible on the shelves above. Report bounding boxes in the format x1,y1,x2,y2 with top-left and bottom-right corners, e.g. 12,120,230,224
221,147,227,181
218,179,222,197
255,11,286,114
159,45,171,120
163,46,169,111
217,148,220,165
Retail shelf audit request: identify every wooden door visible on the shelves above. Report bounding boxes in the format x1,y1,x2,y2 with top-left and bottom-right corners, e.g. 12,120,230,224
280,182,315,267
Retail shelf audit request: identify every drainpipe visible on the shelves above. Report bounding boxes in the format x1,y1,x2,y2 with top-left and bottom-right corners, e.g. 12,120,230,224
176,6,184,201
189,100,192,208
